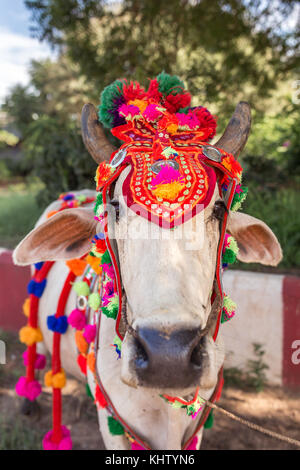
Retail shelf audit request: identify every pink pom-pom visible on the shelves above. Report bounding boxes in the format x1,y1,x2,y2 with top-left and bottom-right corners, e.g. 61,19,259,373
102,264,115,279
186,436,198,450
119,103,140,118
143,104,162,122
16,376,42,401
83,325,96,343
68,309,86,330
23,350,46,369
43,426,72,450
131,441,145,450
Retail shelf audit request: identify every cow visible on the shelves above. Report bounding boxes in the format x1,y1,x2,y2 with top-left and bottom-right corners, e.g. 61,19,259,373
13,97,282,450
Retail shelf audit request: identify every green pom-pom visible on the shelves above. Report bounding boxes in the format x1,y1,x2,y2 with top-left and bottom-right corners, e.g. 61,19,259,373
98,79,126,128
73,281,90,297
204,410,214,429
86,383,93,399
101,250,112,265
231,186,248,212
156,72,185,96
222,248,237,264
77,195,87,203
88,293,101,310
102,295,119,320
94,193,103,215
107,416,124,435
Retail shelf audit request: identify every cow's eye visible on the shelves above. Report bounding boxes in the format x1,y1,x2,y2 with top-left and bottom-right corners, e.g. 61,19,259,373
211,200,227,222
109,200,120,223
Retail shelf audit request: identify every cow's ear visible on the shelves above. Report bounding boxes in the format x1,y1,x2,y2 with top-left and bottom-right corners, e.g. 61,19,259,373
13,208,98,266
227,211,282,266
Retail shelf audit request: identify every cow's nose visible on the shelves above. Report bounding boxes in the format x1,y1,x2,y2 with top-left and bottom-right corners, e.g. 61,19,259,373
132,327,205,388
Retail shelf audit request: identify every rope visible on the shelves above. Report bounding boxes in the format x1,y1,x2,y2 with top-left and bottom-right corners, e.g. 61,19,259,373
206,400,300,449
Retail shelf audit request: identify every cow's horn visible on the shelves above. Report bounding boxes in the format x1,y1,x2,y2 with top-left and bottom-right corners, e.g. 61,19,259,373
81,103,116,163
214,101,251,159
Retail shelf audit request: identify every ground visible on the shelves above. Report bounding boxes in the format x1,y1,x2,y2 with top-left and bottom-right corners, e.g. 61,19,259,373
0,330,299,450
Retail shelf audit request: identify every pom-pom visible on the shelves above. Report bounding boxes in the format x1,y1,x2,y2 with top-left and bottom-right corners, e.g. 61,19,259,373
87,351,96,373
83,325,97,343
204,410,214,429
73,281,90,297
112,335,122,359
231,185,248,212
86,383,94,399
156,72,185,97
15,376,42,401
47,315,68,334
44,370,66,389
23,350,46,369
68,309,86,330
34,262,44,271
88,293,101,310
27,279,47,298
95,384,107,408
131,441,145,450
102,263,115,279
221,295,237,323
75,330,88,354
19,326,43,346
65,258,87,276
107,416,124,435
222,234,239,266
102,294,119,320
101,250,112,265
98,79,127,129
186,436,198,450
22,297,30,317
42,425,72,450
77,354,87,375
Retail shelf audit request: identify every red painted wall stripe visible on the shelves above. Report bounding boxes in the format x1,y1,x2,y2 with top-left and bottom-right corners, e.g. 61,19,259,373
0,251,30,332
282,276,300,388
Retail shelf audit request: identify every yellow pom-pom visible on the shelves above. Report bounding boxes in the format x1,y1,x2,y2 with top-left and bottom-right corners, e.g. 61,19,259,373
152,182,185,201
44,370,53,387
52,371,66,389
22,298,30,317
19,326,43,346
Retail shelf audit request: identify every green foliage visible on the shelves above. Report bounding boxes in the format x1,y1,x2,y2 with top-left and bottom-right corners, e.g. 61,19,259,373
0,130,19,149
236,187,300,269
224,343,269,392
24,116,97,205
25,0,300,114
0,183,44,248
246,343,269,392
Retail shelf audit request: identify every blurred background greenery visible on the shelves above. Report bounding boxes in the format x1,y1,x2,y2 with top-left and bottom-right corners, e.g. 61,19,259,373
0,0,299,271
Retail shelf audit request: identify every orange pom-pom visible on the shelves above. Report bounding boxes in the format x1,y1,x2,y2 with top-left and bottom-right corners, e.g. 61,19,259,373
75,330,88,354
19,326,43,346
86,255,103,275
66,258,87,276
52,371,66,389
22,298,30,317
44,370,53,387
87,351,96,373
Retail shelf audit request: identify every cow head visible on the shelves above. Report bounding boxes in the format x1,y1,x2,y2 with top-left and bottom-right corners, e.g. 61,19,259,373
13,102,282,397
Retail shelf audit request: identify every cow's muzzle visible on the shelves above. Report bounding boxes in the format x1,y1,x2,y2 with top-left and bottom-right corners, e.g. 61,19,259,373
129,327,206,389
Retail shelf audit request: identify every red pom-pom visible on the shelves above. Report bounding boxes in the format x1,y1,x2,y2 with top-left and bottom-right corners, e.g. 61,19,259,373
77,354,87,375
95,384,107,408
146,78,162,102
164,91,191,113
123,81,146,102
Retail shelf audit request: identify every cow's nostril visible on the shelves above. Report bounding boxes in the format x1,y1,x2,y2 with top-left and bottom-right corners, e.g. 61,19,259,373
190,336,205,368
134,338,149,369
